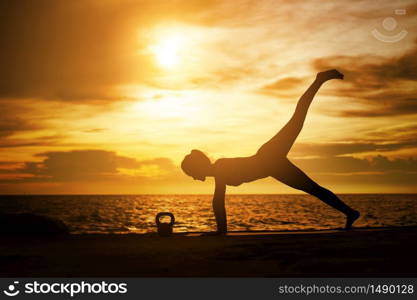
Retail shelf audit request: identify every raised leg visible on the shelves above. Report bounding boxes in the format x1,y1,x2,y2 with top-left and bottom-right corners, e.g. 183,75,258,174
272,158,360,229
257,70,343,157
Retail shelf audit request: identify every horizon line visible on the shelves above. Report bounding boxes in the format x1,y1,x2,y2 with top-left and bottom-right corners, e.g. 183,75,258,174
1,193,417,196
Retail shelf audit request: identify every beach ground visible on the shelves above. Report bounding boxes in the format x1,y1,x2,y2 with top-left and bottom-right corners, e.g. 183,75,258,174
1,227,416,277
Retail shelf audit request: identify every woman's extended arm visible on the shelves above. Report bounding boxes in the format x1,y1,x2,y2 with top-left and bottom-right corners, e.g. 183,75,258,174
212,177,227,234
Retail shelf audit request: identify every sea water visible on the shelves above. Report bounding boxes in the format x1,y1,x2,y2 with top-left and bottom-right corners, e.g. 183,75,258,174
0,194,416,234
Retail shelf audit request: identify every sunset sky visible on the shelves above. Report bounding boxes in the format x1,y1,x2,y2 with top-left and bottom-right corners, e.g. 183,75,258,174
1,0,416,194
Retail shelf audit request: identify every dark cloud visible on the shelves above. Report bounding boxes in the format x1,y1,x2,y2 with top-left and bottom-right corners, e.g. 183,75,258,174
289,123,417,158
262,77,306,91
293,155,417,185
0,132,66,148
0,150,179,183
82,128,107,133
291,140,417,158
364,124,417,142
0,117,38,138
258,76,307,98
0,140,53,149
295,155,417,173
0,101,42,138
313,42,417,117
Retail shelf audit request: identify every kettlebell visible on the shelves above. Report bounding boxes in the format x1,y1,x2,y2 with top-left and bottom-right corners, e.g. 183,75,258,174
155,212,175,236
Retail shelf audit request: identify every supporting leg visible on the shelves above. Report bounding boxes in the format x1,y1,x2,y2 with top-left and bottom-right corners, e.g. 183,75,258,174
307,185,360,229
273,159,360,229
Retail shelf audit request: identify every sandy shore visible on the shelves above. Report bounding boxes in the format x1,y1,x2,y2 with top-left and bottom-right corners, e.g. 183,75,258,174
1,227,417,277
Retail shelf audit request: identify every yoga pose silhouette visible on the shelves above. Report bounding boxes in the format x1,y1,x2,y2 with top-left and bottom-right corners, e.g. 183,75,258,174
181,70,360,234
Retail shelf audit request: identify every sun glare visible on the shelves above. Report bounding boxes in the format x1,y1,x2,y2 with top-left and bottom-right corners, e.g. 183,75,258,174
152,34,185,69
130,90,204,122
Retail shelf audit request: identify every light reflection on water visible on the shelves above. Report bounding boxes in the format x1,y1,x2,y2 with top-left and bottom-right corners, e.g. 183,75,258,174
0,194,416,234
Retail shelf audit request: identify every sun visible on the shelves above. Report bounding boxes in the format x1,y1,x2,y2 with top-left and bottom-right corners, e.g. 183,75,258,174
152,34,185,69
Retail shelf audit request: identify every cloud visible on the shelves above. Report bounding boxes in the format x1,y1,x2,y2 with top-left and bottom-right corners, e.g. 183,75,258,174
262,77,306,91
313,42,417,117
291,139,417,158
0,116,38,138
0,150,179,183
293,155,417,185
82,128,107,133
0,136,64,149
257,76,307,99
0,101,42,137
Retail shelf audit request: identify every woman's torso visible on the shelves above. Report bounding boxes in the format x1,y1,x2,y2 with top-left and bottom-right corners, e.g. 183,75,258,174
213,155,274,186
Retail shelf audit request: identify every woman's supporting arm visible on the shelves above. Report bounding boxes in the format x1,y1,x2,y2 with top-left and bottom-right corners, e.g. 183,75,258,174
212,177,227,234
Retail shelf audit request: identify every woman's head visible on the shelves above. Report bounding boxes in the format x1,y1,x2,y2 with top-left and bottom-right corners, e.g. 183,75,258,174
181,149,212,181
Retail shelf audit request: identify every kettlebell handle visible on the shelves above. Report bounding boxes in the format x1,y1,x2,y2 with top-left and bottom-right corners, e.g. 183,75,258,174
155,212,175,226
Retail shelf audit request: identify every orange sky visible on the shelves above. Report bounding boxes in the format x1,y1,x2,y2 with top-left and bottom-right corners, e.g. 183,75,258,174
1,0,417,194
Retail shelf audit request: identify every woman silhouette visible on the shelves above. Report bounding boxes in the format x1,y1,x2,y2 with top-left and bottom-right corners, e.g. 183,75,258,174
181,70,360,234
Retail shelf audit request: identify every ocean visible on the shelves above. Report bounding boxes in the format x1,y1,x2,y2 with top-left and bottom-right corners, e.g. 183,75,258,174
0,194,416,234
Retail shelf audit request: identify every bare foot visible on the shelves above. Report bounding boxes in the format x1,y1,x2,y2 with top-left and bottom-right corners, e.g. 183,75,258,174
345,210,360,230
317,69,344,82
